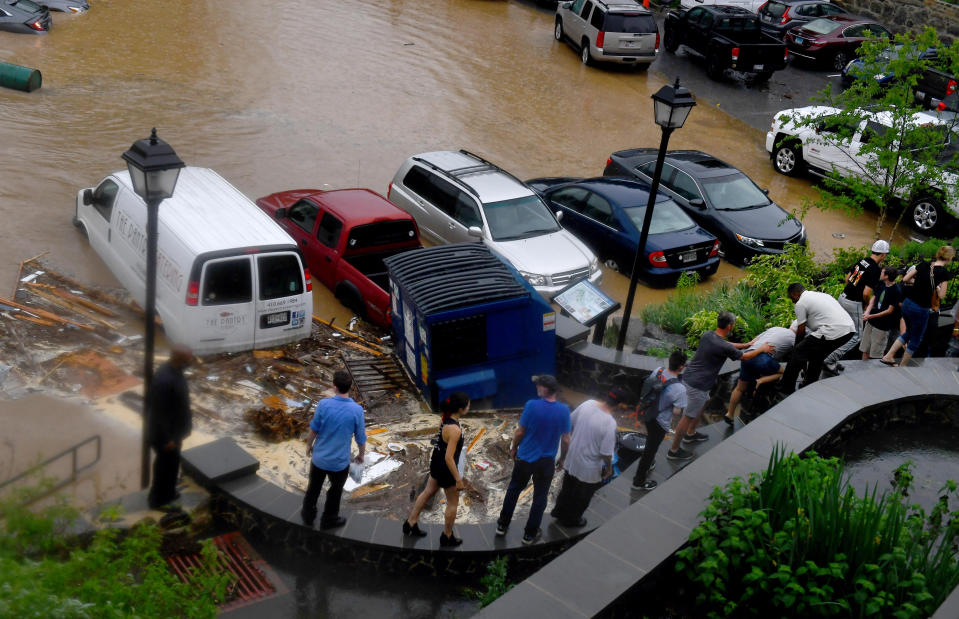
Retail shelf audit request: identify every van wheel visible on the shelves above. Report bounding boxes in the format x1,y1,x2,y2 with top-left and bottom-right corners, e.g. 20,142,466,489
909,195,945,236
74,220,88,240
581,39,592,66
554,19,563,42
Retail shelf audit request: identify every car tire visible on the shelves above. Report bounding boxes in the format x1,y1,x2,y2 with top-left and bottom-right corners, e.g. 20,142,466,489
335,284,367,319
581,39,592,66
663,27,679,53
706,55,725,81
754,71,773,83
909,195,946,236
831,50,849,72
603,258,621,272
773,140,803,177
554,19,563,42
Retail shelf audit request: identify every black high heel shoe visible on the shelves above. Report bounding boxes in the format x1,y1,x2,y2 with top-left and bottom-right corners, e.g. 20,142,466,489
403,520,427,537
439,531,462,547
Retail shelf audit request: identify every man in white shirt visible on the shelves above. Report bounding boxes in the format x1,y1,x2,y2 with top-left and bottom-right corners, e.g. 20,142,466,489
549,386,626,528
779,283,855,394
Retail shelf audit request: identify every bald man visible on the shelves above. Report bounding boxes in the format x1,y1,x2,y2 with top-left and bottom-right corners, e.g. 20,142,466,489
146,345,194,509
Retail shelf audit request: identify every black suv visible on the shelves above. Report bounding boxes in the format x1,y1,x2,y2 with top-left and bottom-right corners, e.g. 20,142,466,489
757,0,847,39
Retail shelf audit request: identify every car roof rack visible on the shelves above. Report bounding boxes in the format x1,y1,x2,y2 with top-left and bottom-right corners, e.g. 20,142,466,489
410,150,528,201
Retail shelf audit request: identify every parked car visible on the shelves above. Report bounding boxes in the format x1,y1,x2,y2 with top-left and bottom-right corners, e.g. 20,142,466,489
42,0,89,12
840,44,939,88
554,0,659,69
757,0,847,40
663,5,788,82
784,15,891,71
526,176,720,284
766,105,959,235
915,66,959,113
681,0,765,13
604,149,806,264
256,188,420,328
0,0,50,33
388,150,602,297
74,168,313,355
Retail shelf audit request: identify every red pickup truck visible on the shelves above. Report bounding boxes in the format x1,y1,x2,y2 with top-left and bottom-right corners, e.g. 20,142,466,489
255,188,421,328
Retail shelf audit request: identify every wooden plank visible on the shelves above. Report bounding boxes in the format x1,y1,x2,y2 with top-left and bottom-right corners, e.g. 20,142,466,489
0,295,94,330
312,315,387,351
25,261,141,314
349,483,390,499
12,251,49,297
24,285,119,329
24,282,119,317
466,427,486,453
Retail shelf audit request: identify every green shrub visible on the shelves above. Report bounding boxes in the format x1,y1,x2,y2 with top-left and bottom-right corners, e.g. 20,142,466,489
463,556,515,608
676,448,959,618
0,486,231,618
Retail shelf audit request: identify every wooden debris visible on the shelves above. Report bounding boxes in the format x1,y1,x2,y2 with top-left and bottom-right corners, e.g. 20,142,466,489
367,428,388,436
517,484,534,504
398,426,437,438
12,251,48,297
246,406,311,441
24,285,119,329
349,483,390,499
253,350,284,359
341,339,384,357
0,295,94,331
466,427,486,453
23,261,142,314
312,315,387,351
24,282,118,317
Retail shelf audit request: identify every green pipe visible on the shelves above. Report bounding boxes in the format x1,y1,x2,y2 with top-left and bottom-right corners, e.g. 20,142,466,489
0,61,42,92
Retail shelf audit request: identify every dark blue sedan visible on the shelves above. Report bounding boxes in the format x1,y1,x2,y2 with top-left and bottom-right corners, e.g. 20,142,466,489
526,176,719,286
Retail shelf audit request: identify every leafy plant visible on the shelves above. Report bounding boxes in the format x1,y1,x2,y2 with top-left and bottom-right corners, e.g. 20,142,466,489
644,343,676,358
0,485,231,618
675,447,959,618
463,556,515,608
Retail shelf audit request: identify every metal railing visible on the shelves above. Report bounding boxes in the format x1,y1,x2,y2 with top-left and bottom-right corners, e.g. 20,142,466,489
0,435,102,499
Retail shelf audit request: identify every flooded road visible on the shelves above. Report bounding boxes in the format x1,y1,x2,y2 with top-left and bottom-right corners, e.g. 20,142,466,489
0,0,893,322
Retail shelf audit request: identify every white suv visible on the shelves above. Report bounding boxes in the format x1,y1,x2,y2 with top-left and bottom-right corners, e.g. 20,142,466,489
388,150,602,296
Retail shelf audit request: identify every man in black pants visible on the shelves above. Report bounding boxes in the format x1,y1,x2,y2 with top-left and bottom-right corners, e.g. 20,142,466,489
146,345,194,510
780,283,855,394
632,351,687,492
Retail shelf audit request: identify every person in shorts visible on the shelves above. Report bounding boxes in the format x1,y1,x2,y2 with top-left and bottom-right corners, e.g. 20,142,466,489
724,322,797,424
859,266,901,360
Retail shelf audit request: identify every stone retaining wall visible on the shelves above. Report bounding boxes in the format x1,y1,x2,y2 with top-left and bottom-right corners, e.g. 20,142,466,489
840,0,959,43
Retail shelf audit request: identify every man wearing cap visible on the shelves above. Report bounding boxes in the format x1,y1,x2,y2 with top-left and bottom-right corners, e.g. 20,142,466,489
823,240,889,374
550,386,627,528
496,374,571,544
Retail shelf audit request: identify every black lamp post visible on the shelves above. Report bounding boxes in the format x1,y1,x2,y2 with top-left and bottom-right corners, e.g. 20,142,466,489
122,128,184,489
616,78,696,352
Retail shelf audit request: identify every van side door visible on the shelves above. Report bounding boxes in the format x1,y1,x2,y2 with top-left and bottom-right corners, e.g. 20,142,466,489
82,178,120,256
195,256,257,351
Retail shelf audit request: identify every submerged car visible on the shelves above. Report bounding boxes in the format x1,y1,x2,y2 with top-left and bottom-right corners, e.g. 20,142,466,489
41,0,89,13
526,176,719,285
0,0,51,33
604,149,805,264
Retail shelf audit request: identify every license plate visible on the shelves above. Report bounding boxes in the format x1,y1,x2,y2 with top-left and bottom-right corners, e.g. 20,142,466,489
623,40,637,48
795,36,803,44
681,251,698,263
262,311,290,328
755,64,764,70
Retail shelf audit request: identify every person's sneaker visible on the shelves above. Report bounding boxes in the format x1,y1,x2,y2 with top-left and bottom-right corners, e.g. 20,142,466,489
667,447,694,461
638,480,657,491
495,522,508,537
836,362,845,372
522,529,541,545
682,431,709,444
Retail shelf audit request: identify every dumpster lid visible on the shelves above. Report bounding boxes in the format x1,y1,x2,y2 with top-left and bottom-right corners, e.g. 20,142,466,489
384,244,529,315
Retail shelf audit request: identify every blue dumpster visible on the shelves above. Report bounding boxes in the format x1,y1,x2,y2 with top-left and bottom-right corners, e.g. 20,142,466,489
384,244,556,410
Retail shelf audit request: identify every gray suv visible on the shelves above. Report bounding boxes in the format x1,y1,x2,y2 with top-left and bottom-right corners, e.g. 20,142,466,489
388,150,601,296
555,0,659,69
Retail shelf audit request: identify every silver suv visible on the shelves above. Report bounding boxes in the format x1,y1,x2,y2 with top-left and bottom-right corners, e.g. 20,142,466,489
388,150,601,296
555,0,659,68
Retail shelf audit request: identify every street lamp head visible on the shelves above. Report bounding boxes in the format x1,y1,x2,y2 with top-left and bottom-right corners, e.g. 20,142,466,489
652,77,696,130
121,128,185,202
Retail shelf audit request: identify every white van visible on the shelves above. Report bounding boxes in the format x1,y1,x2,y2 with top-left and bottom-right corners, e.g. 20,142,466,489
73,167,313,355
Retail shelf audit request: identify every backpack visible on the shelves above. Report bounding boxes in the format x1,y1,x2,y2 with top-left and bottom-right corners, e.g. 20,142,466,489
636,368,680,424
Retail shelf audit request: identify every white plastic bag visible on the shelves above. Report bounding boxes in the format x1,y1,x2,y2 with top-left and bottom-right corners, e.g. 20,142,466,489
348,460,365,484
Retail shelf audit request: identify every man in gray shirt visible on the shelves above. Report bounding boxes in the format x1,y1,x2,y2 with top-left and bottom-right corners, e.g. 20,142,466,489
724,323,797,424
668,312,773,462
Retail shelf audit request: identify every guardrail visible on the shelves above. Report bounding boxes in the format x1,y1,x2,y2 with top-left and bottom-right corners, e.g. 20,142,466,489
0,435,102,499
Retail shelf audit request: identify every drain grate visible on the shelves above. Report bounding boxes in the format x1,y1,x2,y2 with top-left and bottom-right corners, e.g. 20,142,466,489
167,531,277,610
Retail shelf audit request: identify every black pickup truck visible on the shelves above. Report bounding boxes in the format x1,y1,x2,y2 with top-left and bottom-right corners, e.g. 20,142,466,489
664,5,788,82
916,67,959,113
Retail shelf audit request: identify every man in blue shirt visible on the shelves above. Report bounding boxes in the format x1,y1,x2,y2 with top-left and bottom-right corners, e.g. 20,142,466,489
496,374,572,545
301,370,366,530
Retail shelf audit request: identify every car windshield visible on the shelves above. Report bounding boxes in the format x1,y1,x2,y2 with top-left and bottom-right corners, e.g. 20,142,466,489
623,199,695,235
11,0,42,8
702,174,770,210
483,195,561,241
802,18,841,35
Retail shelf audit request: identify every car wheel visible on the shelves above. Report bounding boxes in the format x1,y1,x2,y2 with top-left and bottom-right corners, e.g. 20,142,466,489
831,50,849,72
335,284,367,319
663,27,679,53
773,141,803,177
581,40,592,66
754,71,773,83
706,55,725,81
910,195,945,236
603,258,620,272
554,19,563,42
635,63,649,73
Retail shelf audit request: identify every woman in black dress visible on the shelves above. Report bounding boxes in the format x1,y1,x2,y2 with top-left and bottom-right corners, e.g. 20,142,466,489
403,392,469,547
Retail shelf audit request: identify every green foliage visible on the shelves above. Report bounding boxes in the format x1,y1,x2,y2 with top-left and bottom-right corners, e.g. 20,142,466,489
0,487,230,618
791,28,959,239
746,244,842,329
463,557,515,608
684,310,717,348
644,343,676,358
675,448,959,618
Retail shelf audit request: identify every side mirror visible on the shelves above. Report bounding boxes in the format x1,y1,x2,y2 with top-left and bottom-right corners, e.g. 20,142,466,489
274,207,287,220
82,189,94,206
555,210,564,221
762,188,770,195
467,226,484,239
689,198,706,208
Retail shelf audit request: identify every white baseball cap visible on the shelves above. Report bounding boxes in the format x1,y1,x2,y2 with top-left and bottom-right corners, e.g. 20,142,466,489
871,240,890,254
